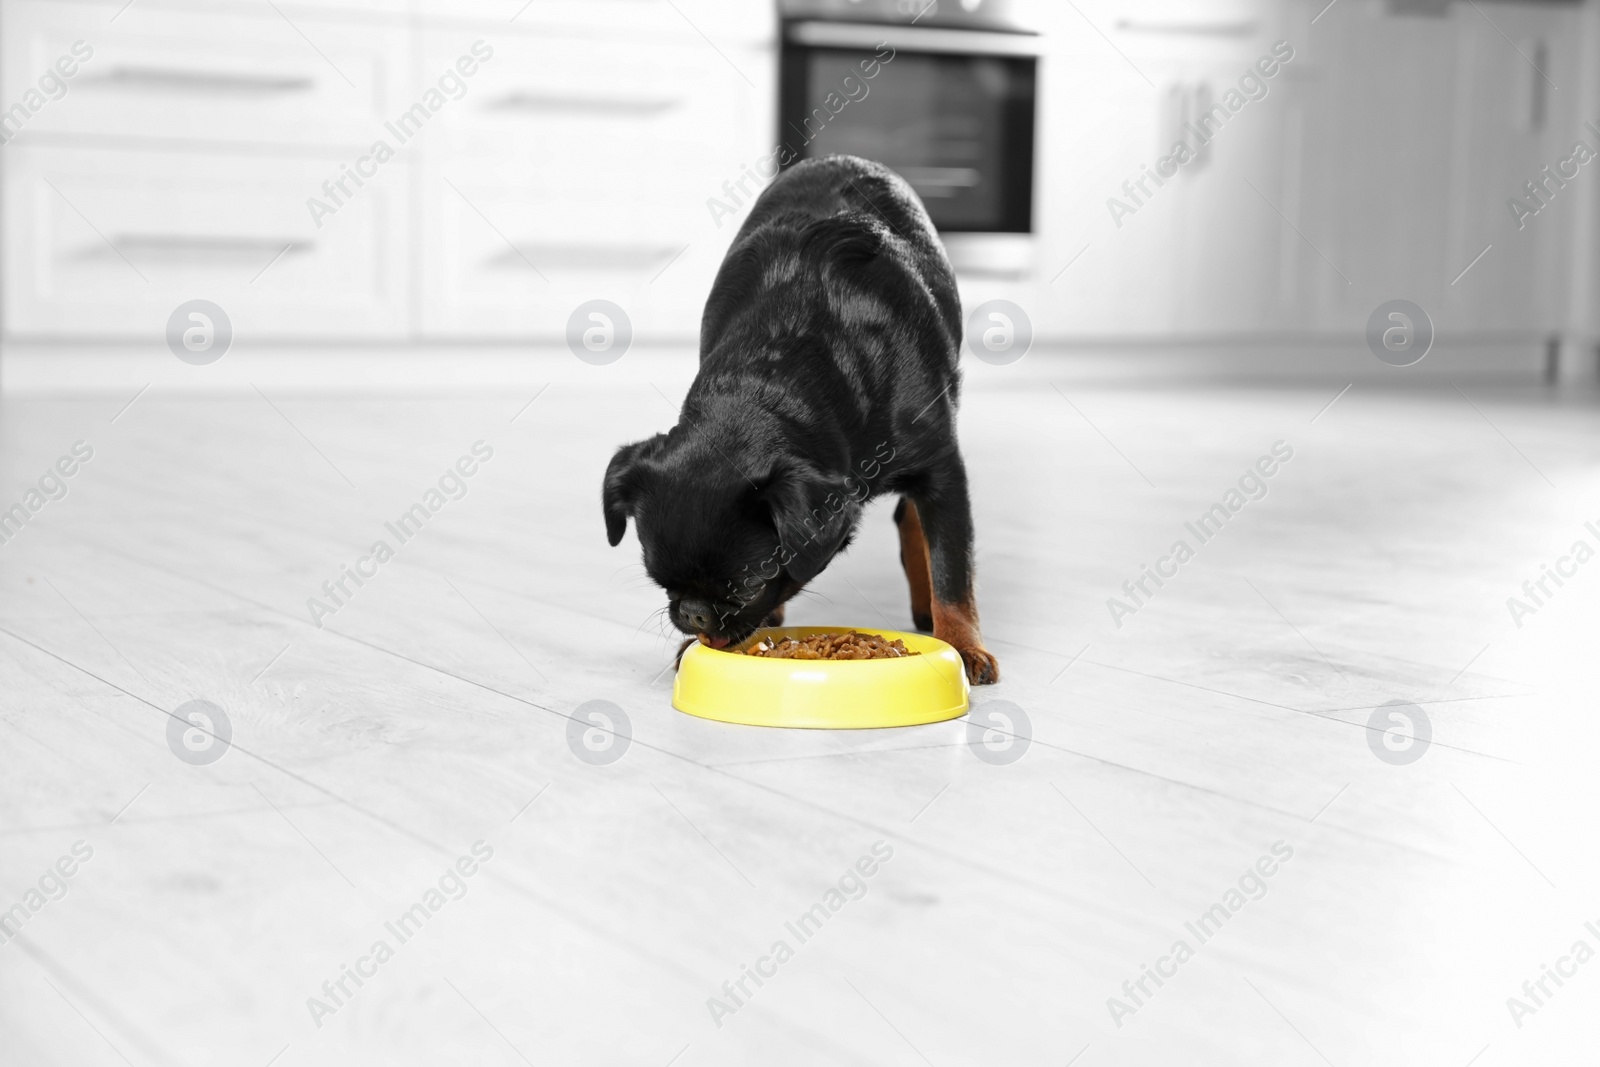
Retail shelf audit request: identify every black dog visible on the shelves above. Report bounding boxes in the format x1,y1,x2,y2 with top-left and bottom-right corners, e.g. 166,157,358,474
602,155,998,684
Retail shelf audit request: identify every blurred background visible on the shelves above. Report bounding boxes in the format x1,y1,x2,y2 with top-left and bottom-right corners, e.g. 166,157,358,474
3,0,1595,385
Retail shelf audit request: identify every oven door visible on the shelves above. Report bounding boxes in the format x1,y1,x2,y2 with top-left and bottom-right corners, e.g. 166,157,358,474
779,22,1039,237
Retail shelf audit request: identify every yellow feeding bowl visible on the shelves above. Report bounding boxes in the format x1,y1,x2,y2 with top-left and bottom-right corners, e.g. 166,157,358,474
673,626,970,729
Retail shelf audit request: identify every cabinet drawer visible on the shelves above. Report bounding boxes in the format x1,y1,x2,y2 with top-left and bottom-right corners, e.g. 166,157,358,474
416,29,767,173
414,27,772,338
4,146,408,338
3,0,408,149
416,166,714,339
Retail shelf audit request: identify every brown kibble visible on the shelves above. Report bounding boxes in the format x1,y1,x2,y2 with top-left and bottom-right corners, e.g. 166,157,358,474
744,630,920,661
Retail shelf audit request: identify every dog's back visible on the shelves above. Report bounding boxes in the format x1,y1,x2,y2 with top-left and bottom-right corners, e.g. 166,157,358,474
698,156,963,388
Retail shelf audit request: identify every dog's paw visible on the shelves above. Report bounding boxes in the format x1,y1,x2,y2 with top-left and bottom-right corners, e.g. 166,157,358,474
912,612,933,633
956,644,1001,685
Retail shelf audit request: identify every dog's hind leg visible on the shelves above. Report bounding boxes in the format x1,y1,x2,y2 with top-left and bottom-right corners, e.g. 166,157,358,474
912,461,1000,685
892,497,934,632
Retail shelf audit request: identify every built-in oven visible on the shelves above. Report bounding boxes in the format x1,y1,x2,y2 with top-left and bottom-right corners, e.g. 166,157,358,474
777,0,1041,277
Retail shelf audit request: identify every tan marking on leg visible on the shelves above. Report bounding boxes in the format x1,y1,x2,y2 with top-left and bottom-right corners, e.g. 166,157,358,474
895,499,934,632
932,594,1000,685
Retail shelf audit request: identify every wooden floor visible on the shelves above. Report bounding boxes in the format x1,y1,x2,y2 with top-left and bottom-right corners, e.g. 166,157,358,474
2,375,1598,1066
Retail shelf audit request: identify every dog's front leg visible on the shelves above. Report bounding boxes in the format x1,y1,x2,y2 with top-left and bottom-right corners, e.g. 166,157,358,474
913,459,1000,685
892,497,935,632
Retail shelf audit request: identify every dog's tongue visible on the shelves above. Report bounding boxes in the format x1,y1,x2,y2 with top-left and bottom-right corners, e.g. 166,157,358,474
699,634,731,650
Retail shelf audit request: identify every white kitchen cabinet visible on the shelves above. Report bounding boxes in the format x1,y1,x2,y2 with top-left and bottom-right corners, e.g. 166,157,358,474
3,144,410,338
1029,0,1586,346
8,0,1578,349
3,0,407,150
1288,0,1582,334
1109,8,1296,336
1437,0,1584,333
0,0,775,342
1029,0,1295,337
413,25,773,339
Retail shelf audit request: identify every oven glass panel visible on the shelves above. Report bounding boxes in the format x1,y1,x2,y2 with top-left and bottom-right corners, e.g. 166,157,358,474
782,46,1035,233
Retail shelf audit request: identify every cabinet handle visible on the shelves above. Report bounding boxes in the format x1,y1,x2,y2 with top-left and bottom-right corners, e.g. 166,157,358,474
87,66,314,95
485,243,678,270
105,236,311,259
1529,40,1548,133
1115,19,1259,37
487,92,679,116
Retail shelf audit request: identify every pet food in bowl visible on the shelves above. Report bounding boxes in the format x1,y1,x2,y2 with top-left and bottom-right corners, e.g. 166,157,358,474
745,630,919,661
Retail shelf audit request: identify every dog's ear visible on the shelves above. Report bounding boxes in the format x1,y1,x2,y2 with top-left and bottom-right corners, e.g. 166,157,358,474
602,434,666,546
763,459,861,586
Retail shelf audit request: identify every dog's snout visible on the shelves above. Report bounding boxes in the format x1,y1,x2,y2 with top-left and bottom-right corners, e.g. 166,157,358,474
679,598,716,632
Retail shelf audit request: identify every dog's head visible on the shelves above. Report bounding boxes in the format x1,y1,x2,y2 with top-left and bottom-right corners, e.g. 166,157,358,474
603,430,859,647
